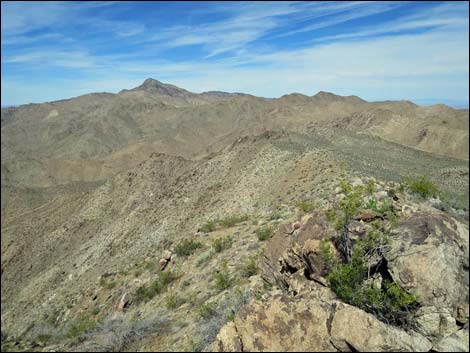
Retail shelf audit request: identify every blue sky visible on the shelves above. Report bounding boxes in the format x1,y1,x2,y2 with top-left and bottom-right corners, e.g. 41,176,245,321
1,1,469,107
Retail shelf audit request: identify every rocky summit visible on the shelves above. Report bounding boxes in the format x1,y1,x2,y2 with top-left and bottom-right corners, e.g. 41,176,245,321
1,79,469,352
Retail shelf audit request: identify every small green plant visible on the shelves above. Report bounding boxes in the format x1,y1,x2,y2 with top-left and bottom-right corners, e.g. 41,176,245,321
175,239,203,257
296,200,315,213
256,226,273,241
165,294,180,309
319,239,335,270
241,257,258,278
212,236,233,253
196,250,215,266
144,260,156,271
197,302,216,318
65,316,97,339
227,311,236,321
200,220,216,233
366,180,375,194
268,212,282,221
135,270,179,303
405,176,438,199
219,215,249,228
214,262,234,291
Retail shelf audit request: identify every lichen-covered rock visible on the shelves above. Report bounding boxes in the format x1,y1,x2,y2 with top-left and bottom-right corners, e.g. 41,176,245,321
385,212,469,317
213,294,336,352
330,303,432,352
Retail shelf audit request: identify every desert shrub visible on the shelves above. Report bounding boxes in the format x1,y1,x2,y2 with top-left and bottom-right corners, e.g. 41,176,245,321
366,180,375,194
219,215,249,228
196,250,215,266
326,234,417,326
438,191,469,211
212,236,232,253
165,294,182,309
364,198,392,214
65,316,97,339
197,302,217,318
296,200,315,213
319,239,335,270
175,239,203,257
268,212,282,221
214,262,234,291
405,176,438,199
256,226,273,241
135,270,179,303
241,257,258,278
200,220,216,233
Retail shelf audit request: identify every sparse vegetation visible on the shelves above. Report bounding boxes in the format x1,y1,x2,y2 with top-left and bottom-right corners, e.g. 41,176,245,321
405,175,438,199
135,270,179,303
165,294,181,309
197,302,217,319
214,262,234,291
296,200,316,213
256,226,273,241
241,257,258,277
219,214,249,228
212,236,233,253
175,239,203,257
65,315,97,339
200,220,216,233
196,250,215,266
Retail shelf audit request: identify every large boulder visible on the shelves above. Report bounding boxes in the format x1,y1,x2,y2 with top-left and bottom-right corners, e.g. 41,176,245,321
385,212,469,318
213,293,432,352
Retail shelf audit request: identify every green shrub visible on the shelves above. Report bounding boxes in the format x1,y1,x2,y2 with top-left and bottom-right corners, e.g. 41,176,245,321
135,270,179,303
65,316,97,339
405,176,438,199
319,239,335,270
165,294,180,309
366,180,375,194
175,239,203,257
256,226,273,241
439,191,469,211
241,257,258,278
197,302,216,318
214,262,234,291
326,235,417,326
200,220,216,233
196,250,215,266
219,215,249,228
268,212,282,221
212,236,233,253
296,200,316,213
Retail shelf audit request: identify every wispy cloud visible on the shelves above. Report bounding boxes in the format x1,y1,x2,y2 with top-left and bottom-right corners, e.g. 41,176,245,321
1,1,468,106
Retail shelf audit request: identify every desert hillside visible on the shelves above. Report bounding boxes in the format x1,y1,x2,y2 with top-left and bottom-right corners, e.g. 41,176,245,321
1,80,469,352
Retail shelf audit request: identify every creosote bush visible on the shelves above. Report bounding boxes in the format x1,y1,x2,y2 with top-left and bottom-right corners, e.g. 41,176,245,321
174,239,203,257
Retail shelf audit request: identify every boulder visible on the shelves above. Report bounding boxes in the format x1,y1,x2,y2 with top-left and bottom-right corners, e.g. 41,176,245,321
385,212,469,316
162,250,172,261
330,303,432,352
159,259,168,271
117,293,131,311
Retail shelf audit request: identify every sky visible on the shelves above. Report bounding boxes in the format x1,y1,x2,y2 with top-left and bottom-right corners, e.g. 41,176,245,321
1,1,469,107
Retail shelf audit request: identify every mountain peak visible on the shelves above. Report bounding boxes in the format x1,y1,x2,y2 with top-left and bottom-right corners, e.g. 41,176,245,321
126,78,192,97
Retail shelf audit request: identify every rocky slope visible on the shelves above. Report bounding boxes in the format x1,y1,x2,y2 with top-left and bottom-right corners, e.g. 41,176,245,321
1,79,469,352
